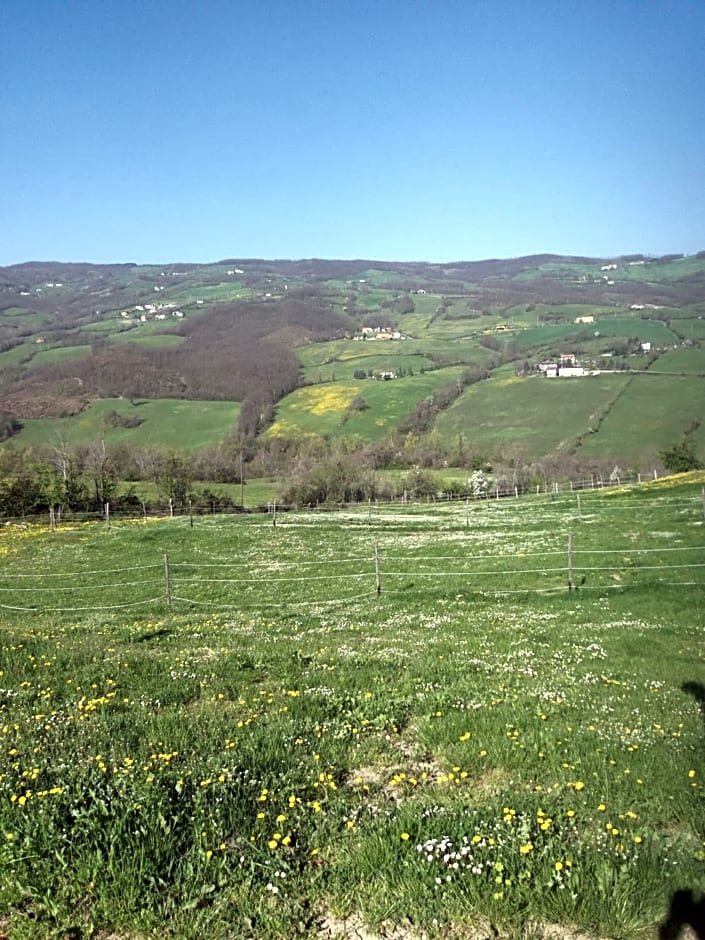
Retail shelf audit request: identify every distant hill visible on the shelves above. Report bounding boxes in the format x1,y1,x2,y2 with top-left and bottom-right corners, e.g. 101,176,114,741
1,252,703,470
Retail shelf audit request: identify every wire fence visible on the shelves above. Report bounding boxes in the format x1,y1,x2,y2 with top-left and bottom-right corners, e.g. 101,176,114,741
0,467,683,528
1,528,702,614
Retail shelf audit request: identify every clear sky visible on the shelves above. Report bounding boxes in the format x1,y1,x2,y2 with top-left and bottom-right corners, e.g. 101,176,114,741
2,0,704,265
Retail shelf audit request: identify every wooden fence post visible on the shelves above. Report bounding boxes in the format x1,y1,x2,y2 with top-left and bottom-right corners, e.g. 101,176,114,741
105,502,110,530
567,533,573,592
374,542,381,595
164,554,171,607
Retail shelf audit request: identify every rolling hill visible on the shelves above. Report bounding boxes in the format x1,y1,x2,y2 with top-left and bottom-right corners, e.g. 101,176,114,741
1,252,703,484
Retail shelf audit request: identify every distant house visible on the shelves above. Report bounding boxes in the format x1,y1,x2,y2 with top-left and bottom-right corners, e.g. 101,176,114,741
376,370,397,380
575,315,595,324
541,354,588,377
641,341,652,353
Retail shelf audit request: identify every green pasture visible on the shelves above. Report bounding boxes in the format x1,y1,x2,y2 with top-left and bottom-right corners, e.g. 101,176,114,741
153,281,246,305
0,479,703,938
670,318,705,340
301,352,437,384
10,398,240,451
0,342,38,367
351,288,397,310
108,332,186,349
29,344,93,367
268,367,465,441
80,319,140,336
0,306,34,317
119,476,279,510
651,347,705,374
513,317,677,355
436,373,631,460
505,303,604,323
613,255,705,282
0,308,52,328
576,374,705,463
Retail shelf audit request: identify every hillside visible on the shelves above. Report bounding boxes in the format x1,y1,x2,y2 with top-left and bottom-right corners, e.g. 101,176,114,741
1,252,704,483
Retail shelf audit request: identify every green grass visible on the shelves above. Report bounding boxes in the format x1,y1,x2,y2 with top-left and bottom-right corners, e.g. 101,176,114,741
121,476,278,510
10,399,240,450
29,344,93,366
436,372,632,460
0,308,53,328
650,346,705,374
670,318,705,340
576,374,705,462
0,342,38,367
300,352,437,384
267,367,465,441
513,317,677,354
108,332,186,349
0,479,703,937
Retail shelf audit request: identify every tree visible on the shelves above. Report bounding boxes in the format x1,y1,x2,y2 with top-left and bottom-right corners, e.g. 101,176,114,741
84,440,119,507
152,452,194,505
659,437,703,474
50,439,87,510
468,469,490,498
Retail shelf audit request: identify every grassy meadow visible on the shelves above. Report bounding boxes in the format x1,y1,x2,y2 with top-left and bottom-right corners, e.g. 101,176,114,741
15,399,240,451
267,367,465,441
436,373,632,461
576,375,705,463
0,476,704,938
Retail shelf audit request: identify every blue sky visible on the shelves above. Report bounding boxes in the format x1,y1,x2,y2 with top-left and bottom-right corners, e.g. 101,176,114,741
2,0,704,264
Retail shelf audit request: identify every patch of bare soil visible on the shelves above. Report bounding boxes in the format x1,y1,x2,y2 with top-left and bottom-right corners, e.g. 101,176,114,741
315,913,690,940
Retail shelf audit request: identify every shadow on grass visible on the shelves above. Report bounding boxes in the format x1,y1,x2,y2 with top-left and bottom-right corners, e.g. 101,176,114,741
659,890,705,940
134,627,172,643
657,682,705,940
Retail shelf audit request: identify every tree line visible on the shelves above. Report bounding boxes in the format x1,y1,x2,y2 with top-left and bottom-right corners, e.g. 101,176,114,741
0,421,674,518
